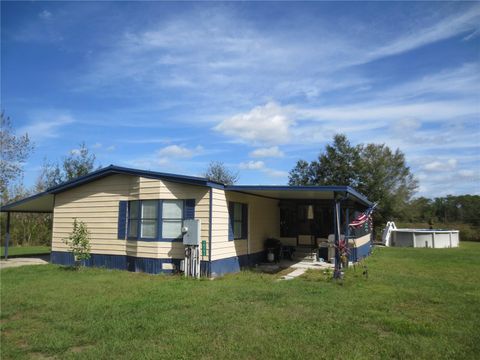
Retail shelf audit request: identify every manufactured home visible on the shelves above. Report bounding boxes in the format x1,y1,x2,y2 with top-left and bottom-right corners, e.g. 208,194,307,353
1,165,373,277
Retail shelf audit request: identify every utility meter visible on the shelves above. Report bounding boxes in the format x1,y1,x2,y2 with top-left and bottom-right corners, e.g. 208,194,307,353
182,219,201,246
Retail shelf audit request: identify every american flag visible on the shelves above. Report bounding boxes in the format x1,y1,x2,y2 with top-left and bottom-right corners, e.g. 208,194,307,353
349,203,377,229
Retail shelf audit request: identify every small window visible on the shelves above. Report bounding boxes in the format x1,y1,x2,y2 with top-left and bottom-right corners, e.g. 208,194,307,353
162,200,184,239
128,201,140,238
140,200,158,239
229,202,248,240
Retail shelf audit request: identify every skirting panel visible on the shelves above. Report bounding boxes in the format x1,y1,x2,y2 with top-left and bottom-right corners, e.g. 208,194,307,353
52,251,266,277
349,240,371,262
51,251,210,276
210,251,266,277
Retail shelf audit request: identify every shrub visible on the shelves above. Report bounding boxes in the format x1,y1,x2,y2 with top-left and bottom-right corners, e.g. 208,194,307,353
63,218,91,267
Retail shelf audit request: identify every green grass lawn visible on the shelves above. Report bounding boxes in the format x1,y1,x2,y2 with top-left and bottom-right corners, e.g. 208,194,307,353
1,243,479,359
0,246,50,257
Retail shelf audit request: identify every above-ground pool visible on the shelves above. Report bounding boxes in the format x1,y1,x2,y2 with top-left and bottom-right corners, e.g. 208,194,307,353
383,222,459,248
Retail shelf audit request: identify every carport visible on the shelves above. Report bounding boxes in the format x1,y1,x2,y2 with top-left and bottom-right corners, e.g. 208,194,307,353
1,191,54,259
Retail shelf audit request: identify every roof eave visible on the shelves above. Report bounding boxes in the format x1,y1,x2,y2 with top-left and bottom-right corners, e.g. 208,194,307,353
224,185,372,206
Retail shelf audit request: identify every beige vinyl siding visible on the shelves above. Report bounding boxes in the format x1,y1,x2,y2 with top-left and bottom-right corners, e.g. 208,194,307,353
210,189,279,261
349,233,371,247
52,174,210,260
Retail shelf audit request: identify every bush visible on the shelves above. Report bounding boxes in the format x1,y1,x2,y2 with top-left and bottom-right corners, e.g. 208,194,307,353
63,219,91,267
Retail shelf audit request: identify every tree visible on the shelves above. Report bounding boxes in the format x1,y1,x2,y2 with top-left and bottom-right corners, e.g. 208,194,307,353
35,160,63,191
288,134,418,222
203,161,239,185
63,142,97,180
355,143,418,223
314,134,360,187
288,160,315,186
64,218,91,268
37,142,99,189
0,111,34,201
289,134,360,186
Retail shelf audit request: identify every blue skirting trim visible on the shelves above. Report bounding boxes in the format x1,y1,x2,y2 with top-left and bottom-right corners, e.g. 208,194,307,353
51,251,264,277
51,251,184,275
200,261,210,277
210,251,266,277
349,241,371,262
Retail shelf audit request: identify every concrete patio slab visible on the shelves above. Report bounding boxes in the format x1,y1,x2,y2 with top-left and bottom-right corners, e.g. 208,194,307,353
0,257,49,270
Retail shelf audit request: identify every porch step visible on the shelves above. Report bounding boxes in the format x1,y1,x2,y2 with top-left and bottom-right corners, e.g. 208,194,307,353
292,248,317,262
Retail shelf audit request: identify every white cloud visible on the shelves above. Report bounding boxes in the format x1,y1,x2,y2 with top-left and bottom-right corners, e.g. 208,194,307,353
458,170,478,179
156,144,203,158
78,5,480,102
154,144,204,167
364,6,480,63
249,146,284,158
424,159,457,172
299,100,477,123
238,160,287,179
239,161,265,170
382,63,480,100
214,102,294,145
392,118,421,135
20,114,74,142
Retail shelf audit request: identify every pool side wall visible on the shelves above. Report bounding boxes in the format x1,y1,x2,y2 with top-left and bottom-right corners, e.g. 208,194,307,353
392,230,459,248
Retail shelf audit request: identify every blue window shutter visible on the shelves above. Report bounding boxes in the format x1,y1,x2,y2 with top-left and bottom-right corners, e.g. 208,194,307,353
242,203,248,239
185,199,195,219
228,202,234,241
118,201,127,239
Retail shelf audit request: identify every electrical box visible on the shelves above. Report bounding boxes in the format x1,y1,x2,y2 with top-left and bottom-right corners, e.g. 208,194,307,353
182,219,201,246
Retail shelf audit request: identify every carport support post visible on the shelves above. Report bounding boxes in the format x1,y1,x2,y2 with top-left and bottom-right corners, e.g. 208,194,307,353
4,212,10,260
345,207,350,261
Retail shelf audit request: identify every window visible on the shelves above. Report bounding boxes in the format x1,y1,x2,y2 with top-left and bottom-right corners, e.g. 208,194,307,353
141,200,158,238
126,199,188,240
128,201,140,238
128,200,158,239
162,200,184,239
229,202,248,240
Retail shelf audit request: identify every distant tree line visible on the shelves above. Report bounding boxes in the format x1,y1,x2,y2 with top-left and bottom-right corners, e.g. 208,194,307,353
401,195,479,227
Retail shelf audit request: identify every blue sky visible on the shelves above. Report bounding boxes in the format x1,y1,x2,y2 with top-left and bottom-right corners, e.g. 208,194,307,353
2,1,479,197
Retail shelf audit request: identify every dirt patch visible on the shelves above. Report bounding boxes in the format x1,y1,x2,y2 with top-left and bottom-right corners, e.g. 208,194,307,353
69,344,93,353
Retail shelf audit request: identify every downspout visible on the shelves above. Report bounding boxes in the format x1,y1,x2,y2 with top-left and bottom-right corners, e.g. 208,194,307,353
208,188,213,277
4,212,10,260
345,207,350,262
51,194,56,263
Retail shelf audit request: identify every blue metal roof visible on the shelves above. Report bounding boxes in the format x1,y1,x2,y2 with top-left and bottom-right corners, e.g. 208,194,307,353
45,165,224,194
0,165,223,212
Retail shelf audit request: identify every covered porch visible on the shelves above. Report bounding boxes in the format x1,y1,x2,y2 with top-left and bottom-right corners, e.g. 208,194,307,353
225,185,373,269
